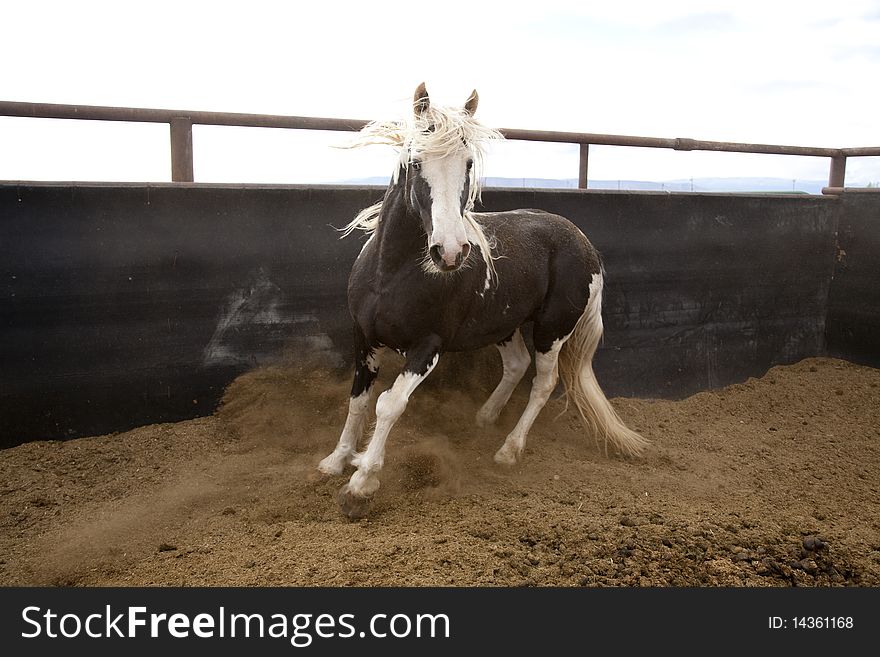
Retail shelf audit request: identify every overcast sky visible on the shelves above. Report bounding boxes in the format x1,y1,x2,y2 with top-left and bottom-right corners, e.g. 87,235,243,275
1,0,878,186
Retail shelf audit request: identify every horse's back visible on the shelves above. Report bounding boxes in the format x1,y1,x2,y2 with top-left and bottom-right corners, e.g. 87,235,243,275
474,208,601,275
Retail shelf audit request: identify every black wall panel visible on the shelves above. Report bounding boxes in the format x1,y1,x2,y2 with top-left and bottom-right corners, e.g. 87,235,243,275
826,193,880,365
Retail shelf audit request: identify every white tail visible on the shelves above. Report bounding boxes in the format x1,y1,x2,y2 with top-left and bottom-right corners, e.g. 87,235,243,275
558,272,649,457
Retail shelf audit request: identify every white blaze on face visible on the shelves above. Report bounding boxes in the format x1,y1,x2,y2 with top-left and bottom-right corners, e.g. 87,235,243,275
421,151,470,267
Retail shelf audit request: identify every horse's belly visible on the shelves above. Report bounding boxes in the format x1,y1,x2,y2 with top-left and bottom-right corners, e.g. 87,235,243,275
365,297,530,354
443,304,535,352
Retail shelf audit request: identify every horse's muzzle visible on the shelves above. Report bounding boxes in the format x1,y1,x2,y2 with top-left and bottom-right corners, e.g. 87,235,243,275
429,242,470,271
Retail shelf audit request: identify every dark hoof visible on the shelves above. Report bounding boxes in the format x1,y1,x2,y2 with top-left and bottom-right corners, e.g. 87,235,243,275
337,484,373,520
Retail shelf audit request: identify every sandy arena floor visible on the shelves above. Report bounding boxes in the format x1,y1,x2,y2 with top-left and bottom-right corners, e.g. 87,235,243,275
1,355,878,586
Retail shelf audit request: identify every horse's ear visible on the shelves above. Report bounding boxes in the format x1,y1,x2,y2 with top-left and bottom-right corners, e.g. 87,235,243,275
414,82,430,116
464,89,479,116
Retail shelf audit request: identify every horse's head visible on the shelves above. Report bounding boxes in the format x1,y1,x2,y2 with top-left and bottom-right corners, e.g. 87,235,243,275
404,83,482,273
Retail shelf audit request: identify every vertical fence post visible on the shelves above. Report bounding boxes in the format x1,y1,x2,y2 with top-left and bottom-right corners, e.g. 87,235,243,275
578,143,589,189
170,118,194,182
828,155,846,191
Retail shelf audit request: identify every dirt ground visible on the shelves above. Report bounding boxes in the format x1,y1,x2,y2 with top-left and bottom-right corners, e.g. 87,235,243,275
1,354,878,587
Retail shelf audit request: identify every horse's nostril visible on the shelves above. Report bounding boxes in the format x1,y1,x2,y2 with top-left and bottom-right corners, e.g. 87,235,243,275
460,242,471,260
429,244,444,265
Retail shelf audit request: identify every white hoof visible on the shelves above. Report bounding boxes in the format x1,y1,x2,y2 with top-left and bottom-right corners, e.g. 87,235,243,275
493,443,520,466
338,483,373,520
317,452,348,476
348,468,381,498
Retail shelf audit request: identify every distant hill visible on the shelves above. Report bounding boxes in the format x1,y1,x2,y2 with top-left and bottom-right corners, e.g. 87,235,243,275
342,176,826,194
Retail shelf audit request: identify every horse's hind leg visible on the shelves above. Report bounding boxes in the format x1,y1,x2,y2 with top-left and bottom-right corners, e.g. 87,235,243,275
318,335,383,476
476,329,530,427
338,339,441,519
494,338,565,465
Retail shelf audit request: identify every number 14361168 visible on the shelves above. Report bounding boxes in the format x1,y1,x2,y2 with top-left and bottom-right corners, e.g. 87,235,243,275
769,616,854,630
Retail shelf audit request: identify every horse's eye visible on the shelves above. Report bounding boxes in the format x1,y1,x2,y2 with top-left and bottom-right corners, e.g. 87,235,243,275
411,160,422,171
466,159,474,172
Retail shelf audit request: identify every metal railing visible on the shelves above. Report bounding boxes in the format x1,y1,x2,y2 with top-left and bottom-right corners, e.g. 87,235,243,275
2,100,879,194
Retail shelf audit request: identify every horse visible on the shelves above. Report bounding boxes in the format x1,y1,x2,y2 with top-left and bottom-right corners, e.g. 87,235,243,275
318,83,648,519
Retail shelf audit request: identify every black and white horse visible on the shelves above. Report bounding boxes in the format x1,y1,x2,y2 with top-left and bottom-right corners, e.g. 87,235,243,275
319,83,647,518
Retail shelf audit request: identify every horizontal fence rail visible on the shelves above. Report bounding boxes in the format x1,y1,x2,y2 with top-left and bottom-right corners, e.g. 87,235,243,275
2,100,879,193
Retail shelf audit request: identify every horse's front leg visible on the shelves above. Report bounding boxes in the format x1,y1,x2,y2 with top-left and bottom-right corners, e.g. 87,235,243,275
318,334,383,476
338,338,441,519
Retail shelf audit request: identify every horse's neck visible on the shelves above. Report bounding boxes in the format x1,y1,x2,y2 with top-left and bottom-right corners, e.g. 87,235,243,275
375,174,424,271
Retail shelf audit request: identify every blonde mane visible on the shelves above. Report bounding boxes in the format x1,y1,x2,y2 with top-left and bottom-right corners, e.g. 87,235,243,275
340,101,504,284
